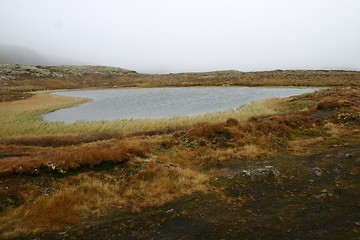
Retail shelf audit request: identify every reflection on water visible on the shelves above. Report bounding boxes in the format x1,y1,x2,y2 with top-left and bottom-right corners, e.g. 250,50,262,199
43,87,318,123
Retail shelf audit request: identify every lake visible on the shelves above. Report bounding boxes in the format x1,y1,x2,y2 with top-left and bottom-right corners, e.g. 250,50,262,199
43,87,318,123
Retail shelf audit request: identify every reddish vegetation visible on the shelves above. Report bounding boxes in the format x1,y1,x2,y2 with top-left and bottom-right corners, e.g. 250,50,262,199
317,99,356,110
0,141,148,175
0,90,32,102
248,113,317,134
188,123,231,139
185,112,317,144
0,132,123,147
225,118,239,126
177,87,359,153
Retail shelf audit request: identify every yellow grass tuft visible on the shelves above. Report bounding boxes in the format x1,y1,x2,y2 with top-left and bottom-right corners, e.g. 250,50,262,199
240,144,271,158
288,137,325,153
323,122,342,137
0,178,125,238
123,165,208,208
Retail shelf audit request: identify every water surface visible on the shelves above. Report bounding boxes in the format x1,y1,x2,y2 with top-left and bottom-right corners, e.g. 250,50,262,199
43,87,318,123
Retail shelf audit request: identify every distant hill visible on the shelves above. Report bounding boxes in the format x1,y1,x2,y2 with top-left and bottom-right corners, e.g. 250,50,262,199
0,44,87,66
0,44,52,65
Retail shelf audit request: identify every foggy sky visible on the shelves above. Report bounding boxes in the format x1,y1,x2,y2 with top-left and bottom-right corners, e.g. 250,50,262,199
1,0,360,73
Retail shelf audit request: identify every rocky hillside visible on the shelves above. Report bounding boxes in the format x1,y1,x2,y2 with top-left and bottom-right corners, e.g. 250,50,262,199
0,64,137,81
1,64,359,91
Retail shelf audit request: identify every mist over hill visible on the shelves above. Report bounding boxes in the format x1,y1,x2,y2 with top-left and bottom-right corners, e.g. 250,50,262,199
0,44,88,66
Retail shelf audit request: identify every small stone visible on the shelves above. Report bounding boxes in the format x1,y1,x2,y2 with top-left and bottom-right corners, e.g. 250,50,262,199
238,166,279,178
313,167,323,177
345,154,352,158
166,209,174,214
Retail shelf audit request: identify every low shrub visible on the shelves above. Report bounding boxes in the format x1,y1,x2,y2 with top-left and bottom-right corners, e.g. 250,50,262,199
225,118,239,126
188,122,232,141
317,99,345,110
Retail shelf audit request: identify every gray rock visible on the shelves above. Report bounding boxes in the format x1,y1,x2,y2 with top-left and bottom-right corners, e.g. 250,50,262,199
236,166,279,178
166,209,174,214
313,167,323,177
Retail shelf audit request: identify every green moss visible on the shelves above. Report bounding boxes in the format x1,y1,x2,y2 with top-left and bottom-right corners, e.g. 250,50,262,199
289,127,323,139
286,100,316,112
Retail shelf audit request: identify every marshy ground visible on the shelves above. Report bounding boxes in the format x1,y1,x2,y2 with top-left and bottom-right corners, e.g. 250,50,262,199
0,69,359,239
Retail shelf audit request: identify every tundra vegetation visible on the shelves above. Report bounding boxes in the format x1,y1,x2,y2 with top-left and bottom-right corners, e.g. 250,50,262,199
0,66,359,239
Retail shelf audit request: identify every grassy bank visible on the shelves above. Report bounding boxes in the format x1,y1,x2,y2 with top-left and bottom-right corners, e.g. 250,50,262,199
0,90,286,137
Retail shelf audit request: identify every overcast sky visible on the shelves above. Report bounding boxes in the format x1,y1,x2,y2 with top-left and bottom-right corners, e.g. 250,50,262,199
1,0,360,73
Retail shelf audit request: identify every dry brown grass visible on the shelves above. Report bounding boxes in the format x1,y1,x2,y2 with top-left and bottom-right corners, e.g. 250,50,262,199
0,178,126,238
0,164,208,239
0,93,87,113
0,140,148,175
323,122,343,137
188,122,231,139
288,137,325,154
0,144,45,156
194,148,240,168
317,98,355,110
123,163,208,208
0,132,123,147
239,144,271,158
